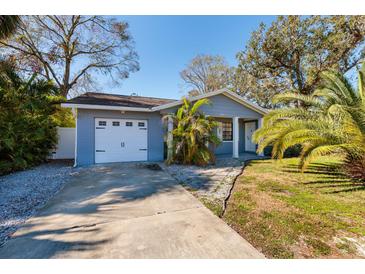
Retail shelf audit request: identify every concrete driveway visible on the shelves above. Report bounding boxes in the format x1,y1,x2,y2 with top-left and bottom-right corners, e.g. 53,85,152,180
0,163,263,259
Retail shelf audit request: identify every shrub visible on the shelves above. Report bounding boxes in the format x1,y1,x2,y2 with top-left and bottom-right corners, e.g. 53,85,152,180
164,98,221,166
264,144,301,158
51,106,75,127
0,61,60,175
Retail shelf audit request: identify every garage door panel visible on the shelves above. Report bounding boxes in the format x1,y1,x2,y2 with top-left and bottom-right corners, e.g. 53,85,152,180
95,118,148,164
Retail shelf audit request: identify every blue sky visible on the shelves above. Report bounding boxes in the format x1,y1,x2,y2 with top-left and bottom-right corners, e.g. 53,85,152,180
101,16,275,100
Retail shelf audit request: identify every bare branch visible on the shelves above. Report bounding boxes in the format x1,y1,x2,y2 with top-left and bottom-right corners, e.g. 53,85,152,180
1,15,139,97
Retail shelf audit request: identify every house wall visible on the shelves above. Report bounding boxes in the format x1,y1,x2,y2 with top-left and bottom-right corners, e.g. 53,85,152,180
160,94,263,156
213,118,246,155
76,109,164,165
161,94,263,119
75,94,263,165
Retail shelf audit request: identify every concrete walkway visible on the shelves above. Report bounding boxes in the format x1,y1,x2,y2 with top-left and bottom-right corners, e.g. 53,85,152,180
0,163,264,259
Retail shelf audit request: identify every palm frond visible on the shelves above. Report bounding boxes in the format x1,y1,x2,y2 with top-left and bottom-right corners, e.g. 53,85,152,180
0,15,21,40
166,98,220,166
320,70,357,105
273,92,323,108
255,65,365,172
358,63,365,102
190,98,210,115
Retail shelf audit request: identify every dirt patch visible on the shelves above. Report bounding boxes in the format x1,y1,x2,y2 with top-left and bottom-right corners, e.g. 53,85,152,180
160,158,245,214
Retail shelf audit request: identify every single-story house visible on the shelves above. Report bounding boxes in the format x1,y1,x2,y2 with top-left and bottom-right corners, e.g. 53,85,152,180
61,88,268,166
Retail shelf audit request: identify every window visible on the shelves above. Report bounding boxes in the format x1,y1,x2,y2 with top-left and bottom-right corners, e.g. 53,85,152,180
112,121,120,126
222,121,232,141
126,122,133,127
98,121,106,126
138,122,145,127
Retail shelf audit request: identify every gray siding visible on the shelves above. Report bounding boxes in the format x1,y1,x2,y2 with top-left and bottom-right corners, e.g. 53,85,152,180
213,118,246,155
76,109,164,166
215,142,233,155
75,93,263,165
161,94,263,119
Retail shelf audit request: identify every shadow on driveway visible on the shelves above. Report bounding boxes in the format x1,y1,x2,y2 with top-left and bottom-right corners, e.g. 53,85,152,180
0,162,264,259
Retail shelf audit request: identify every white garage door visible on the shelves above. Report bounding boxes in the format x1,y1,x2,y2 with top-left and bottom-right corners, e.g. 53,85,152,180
95,118,148,164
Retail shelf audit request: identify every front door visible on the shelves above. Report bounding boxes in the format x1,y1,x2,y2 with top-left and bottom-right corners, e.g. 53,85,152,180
245,121,257,152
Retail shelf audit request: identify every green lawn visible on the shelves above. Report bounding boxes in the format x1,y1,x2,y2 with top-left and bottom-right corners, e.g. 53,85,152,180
223,156,365,258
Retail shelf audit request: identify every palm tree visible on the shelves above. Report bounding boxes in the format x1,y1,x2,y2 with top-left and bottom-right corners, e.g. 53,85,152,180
0,16,21,40
253,64,365,174
164,98,221,166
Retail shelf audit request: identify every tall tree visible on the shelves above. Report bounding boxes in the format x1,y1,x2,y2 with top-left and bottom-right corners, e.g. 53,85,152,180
0,16,139,97
180,54,233,95
0,16,21,40
236,16,365,108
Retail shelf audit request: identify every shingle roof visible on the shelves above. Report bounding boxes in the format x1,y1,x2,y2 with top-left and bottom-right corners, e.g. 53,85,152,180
66,92,177,109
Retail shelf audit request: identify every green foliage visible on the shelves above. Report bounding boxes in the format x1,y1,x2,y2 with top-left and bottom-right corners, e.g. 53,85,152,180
263,144,301,158
164,98,221,166
51,106,75,127
253,64,365,175
236,16,365,108
0,61,59,175
0,16,20,40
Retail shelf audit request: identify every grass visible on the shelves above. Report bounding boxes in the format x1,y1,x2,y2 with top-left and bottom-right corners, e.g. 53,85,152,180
199,197,224,217
223,156,365,258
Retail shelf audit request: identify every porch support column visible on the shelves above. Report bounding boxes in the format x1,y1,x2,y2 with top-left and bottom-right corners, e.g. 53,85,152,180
72,107,78,167
233,116,239,158
167,115,174,162
257,117,264,156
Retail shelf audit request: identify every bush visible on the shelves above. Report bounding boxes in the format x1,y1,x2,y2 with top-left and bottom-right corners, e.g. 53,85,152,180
264,144,301,158
52,106,75,127
165,98,221,166
0,61,60,175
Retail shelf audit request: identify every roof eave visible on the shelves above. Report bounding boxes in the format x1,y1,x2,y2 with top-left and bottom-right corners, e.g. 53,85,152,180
61,103,153,112
61,89,269,115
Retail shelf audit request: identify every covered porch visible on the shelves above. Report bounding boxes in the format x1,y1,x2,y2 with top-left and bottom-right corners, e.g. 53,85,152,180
166,115,264,159
213,116,264,158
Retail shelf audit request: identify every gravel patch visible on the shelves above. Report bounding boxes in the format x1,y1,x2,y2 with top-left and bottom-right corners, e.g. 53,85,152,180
160,158,246,214
0,160,79,246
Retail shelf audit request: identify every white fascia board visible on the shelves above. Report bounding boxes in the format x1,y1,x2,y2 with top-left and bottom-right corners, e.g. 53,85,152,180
61,103,152,112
